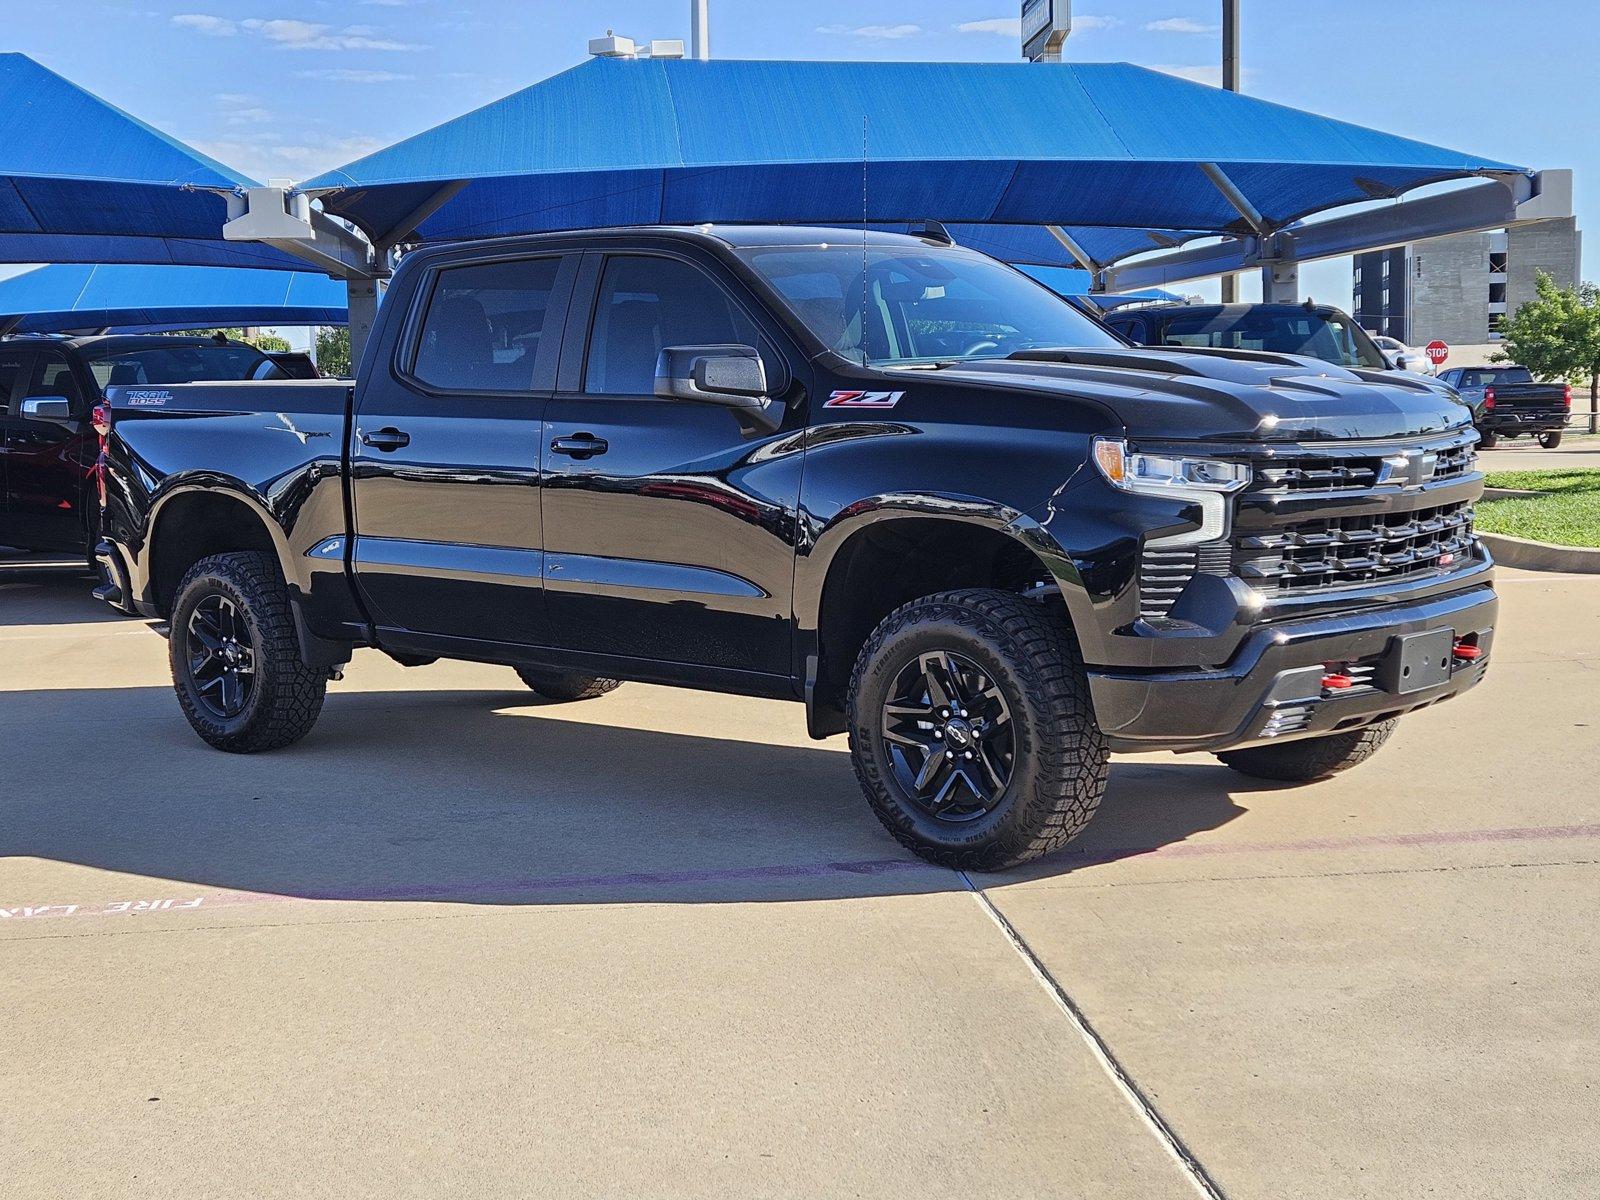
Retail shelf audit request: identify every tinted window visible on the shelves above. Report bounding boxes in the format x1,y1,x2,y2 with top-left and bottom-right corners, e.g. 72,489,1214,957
1472,367,1534,386
1156,309,1388,369
412,257,563,393
29,353,86,410
585,255,764,395
82,343,273,388
738,243,1118,365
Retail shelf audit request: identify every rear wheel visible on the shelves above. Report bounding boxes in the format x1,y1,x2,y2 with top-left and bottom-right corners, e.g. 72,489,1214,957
1216,720,1397,783
169,551,326,753
1539,431,1563,449
1478,430,1498,449
515,667,621,702
847,588,1108,871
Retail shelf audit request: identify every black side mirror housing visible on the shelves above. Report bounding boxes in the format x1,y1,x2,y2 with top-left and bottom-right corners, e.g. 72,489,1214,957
655,345,780,432
19,395,75,426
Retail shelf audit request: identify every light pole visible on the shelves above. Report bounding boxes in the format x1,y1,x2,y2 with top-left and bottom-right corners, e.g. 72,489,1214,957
691,0,709,60
1220,0,1241,302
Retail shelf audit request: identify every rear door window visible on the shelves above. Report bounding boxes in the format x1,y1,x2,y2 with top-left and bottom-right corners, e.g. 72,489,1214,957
410,256,565,394
0,350,29,415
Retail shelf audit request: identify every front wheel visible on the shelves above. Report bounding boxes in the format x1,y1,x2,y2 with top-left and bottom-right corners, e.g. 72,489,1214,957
1539,431,1563,449
1216,720,1397,783
847,588,1108,871
170,551,326,753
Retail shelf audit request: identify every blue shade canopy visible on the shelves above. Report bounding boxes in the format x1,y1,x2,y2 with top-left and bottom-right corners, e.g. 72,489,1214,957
1012,264,1175,305
0,54,315,271
0,264,347,334
302,57,1527,265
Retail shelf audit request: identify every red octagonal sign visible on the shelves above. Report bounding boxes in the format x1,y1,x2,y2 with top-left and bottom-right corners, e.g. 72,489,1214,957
1425,339,1450,365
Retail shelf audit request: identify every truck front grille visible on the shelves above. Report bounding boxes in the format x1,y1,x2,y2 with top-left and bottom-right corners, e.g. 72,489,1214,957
1249,440,1476,495
1235,501,1476,593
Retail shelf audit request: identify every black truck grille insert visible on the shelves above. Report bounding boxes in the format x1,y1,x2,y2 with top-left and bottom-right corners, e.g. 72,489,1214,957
1250,440,1475,495
1235,501,1476,592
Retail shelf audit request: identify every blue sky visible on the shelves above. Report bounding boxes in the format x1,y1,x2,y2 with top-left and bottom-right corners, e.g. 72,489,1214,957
9,1,1597,308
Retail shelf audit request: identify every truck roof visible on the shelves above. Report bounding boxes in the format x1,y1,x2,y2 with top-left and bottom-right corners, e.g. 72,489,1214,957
398,223,955,261
0,332,242,353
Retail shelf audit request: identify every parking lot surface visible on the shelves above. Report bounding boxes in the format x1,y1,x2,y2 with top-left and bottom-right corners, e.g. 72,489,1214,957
3,562,1597,1199
1480,431,1600,473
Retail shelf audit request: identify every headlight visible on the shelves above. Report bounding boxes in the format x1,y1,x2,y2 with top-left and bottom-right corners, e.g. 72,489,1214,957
1092,437,1250,548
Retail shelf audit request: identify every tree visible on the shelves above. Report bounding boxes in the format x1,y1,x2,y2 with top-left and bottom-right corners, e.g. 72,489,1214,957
174,327,291,352
315,326,352,378
1495,271,1600,431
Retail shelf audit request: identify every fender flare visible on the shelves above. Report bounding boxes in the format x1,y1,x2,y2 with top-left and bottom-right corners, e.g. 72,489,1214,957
138,475,300,604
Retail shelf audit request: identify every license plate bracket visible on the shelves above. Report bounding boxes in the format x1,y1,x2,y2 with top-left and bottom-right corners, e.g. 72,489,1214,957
1377,628,1454,695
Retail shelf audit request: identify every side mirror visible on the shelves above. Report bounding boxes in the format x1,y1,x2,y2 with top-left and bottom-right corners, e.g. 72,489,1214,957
655,345,779,432
19,395,75,425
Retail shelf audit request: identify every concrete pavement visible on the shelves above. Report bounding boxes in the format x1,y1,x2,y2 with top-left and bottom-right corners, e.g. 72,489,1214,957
1478,431,1600,473
3,560,1597,1198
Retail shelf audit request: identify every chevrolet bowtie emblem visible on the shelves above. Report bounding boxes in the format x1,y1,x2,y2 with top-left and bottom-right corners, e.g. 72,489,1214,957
1382,450,1438,488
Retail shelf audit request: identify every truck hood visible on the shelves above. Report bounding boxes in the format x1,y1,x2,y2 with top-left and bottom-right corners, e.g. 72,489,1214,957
933,347,1473,443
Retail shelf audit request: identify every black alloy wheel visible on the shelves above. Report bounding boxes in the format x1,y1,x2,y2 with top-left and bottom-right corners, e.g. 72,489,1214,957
184,593,257,718
881,650,1015,823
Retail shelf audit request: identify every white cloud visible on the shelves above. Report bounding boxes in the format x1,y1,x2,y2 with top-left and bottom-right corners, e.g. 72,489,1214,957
1145,17,1217,34
171,14,422,51
817,23,922,39
295,68,414,83
197,133,385,182
956,14,1119,36
1151,64,1224,85
172,13,235,35
215,92,272,125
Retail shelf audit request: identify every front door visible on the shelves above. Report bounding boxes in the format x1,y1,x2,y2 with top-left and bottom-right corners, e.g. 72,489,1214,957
541,250,802,679
0,350,93,554
350,251,576,648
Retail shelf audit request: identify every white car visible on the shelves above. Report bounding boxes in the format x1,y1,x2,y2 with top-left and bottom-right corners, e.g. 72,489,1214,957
1371,334,1435,375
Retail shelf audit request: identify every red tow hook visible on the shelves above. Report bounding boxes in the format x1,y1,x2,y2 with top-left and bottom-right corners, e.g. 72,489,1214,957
1452,642,1483,662
1320,671,1355,691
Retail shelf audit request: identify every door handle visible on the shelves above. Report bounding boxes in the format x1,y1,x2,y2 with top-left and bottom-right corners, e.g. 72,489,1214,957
361,427,410,451
551,433,608,459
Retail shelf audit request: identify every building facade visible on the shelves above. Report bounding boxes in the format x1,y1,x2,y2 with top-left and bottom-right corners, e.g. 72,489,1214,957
1351,217,1580,349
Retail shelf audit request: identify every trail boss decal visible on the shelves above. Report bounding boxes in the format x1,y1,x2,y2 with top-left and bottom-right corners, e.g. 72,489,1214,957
123,390,172,407
825,389,904,409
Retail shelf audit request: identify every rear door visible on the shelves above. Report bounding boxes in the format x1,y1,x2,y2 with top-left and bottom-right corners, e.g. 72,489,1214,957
539,248,802,679
350,251,577,648
0,347,31,543
0,348,94,553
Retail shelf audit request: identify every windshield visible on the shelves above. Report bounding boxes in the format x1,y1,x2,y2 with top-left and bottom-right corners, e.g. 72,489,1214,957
83,342,281,388
1469,367,1534,386
736,243,1121,366
1155,308,1389,369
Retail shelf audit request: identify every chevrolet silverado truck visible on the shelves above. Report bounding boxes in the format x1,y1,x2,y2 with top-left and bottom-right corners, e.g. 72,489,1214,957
1436,365,1571,448
94,227,1496,869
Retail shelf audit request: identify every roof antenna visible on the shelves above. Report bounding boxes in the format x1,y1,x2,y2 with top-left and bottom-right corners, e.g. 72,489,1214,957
860,115,869,367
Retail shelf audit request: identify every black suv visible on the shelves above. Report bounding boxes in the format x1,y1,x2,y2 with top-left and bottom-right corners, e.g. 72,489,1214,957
95,227,1495,869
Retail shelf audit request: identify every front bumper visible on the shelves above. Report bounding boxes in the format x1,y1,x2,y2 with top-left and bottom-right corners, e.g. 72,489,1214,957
1088,583,1496,754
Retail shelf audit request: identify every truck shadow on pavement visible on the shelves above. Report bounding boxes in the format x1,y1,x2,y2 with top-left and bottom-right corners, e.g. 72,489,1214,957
0,561,126,628
2,683,1271,908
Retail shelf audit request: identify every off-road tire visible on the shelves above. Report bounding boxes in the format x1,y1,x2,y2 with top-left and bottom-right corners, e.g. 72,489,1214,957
170,551,326,753
515,668,622,702
1478,431,1498,450
1216,719,1398,783
847,588,1108,871
1539,431,1563,449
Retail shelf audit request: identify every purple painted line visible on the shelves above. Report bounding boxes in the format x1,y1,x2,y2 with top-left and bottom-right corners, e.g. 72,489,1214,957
1057,822,1600,869
6,824,1597,925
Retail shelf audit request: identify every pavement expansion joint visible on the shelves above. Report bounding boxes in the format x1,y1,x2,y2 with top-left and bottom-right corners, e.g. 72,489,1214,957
958,870,1230,1200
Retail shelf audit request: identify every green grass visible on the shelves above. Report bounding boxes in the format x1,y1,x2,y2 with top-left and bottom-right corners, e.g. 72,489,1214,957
1483,469,1600,495
1478,469,1600,547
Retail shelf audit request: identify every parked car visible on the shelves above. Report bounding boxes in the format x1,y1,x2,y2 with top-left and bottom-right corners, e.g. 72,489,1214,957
0,334,313,569
92,227,1495,870
1371,334,1435,375
1103,301,1397,372
1435,365,1570,448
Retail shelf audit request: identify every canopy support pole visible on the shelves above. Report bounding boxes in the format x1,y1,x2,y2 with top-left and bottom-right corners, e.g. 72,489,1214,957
374,180,470,248
346,279,385,369
1045,226,1105,291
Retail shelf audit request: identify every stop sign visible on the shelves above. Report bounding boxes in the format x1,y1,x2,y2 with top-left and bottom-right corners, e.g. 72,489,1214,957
1425,340,1450,366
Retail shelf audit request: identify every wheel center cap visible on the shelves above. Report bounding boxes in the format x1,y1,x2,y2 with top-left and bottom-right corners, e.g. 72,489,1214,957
943,719,973,749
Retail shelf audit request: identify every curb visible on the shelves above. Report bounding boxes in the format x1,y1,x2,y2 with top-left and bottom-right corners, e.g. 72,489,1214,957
1482,487,1547,500
1479,532,1600,574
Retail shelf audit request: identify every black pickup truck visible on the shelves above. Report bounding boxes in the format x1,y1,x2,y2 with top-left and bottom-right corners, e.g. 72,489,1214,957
1435,365,1571,448
94,227,1496,869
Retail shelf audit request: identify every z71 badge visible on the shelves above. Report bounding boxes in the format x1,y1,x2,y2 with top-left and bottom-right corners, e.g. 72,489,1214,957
824,390,904,409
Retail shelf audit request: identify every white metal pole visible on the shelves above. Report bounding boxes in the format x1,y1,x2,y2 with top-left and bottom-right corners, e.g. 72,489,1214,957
691,0,709,60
